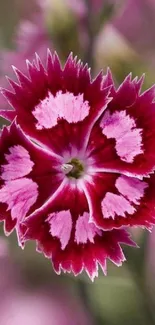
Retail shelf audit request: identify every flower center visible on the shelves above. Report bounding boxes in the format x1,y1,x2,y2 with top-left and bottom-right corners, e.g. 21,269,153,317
62,158,84,179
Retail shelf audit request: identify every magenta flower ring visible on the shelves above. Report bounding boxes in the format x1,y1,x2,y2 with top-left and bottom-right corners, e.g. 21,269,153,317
0,51,155,280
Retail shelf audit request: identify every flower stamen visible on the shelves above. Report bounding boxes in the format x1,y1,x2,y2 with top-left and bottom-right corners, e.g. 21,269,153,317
61,163,73,175
62,158,84,179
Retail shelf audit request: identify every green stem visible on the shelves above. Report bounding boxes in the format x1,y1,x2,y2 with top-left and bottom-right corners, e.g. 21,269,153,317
78,280,106,325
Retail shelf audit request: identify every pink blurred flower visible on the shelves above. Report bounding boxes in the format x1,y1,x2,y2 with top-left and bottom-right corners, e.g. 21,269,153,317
0,287,92,325
0,5,50,110
0,241,92,325
3,14,50,68
113,0,155,60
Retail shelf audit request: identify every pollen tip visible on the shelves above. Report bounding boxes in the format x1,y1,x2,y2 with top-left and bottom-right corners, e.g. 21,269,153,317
61,163,73,175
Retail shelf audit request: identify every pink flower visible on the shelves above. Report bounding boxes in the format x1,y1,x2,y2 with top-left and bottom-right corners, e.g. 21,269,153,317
0,51,155,279
0,252,92,325
6,13,50,67
0,288,91,325
113,0,155,60
0,237,92,325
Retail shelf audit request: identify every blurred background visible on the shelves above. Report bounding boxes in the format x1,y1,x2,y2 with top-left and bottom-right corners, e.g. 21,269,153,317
0,0,155,324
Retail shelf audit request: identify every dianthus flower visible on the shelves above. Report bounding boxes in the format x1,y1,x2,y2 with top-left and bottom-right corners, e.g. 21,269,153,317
0,51,155,280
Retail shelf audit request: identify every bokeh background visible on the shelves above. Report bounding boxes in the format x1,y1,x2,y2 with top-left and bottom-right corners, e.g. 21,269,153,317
0,1,155,324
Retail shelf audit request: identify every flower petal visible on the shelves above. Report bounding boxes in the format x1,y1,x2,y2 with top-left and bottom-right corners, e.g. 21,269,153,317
23,209,136,281
0,121,63,233
87,75,155,178
75,212,101,244
48,210,72,250
1,145,34,180
25,179,88,224
0,51,111,155
100,110,143,163
32,91,90,129
83,172,155,230
108,75,155,175
0,178,38,222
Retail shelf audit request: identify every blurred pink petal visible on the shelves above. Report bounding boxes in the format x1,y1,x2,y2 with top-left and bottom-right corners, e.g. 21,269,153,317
0,288,92,325
113,0,155,60
0,5,50,110
0,237,92,325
